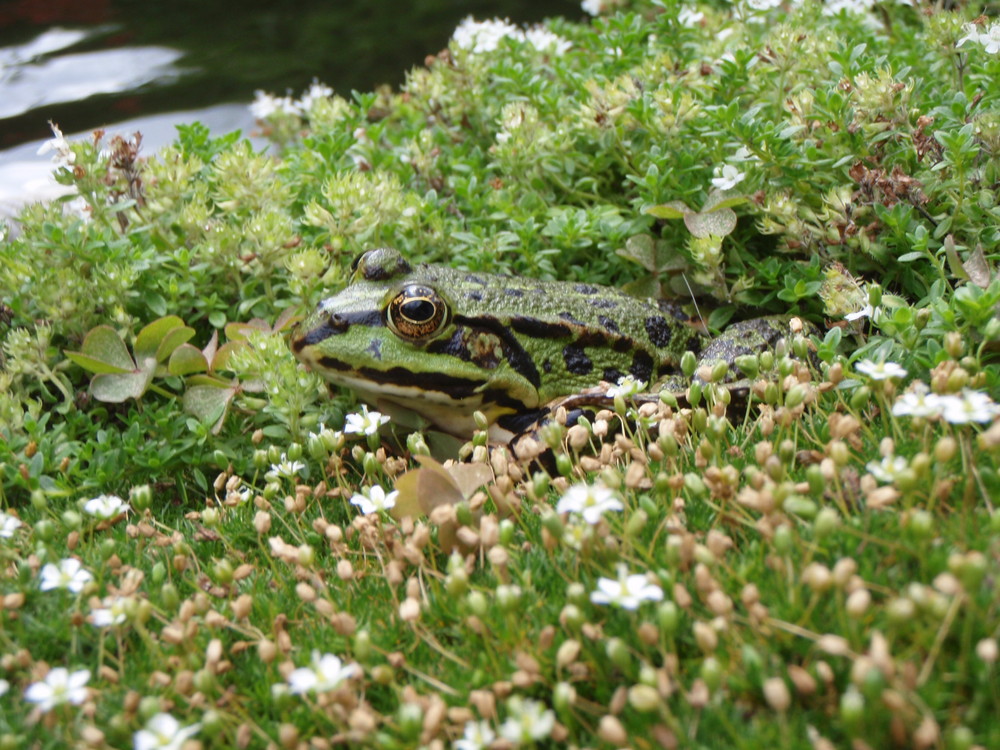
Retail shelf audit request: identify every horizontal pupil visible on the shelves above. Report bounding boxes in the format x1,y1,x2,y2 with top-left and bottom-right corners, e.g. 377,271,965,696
402,299,436,323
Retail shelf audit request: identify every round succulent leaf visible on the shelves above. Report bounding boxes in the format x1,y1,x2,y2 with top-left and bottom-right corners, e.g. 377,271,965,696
69,325,135,372
168,343,209,376
134,316,187,361
684,207,737,239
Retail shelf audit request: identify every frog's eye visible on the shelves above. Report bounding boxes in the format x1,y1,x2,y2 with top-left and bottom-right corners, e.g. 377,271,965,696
386,284,449,341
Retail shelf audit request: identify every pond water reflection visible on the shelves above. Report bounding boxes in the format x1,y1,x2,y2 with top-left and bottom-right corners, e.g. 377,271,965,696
0,0,574,217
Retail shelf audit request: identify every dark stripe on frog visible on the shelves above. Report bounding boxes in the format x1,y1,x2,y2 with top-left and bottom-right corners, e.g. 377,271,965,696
315,356,528,411
630,350,654,382
603,367,623,383
291,309,383,351
452,314,541,389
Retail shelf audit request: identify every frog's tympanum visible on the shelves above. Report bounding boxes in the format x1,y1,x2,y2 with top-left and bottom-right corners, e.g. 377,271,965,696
291,248,804,443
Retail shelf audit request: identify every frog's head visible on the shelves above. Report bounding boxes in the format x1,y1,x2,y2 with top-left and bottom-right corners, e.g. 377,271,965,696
290,248,539,435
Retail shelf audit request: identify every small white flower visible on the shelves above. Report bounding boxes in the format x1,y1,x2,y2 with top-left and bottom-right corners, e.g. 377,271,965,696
556,483,624,525
561,520,594,550
854,359,907,381
249,90,301,120
0,678,9,697
37,122,76,166
746,0,782,10
678,8,705,26
523,26,572,55
957,23,982,49
981,23,1000,54
498,696,556,744
844,304,874,322
350,485,398,515
866,455,908,483
581,0,604,16
822,0,875,14
0,511,22,538
891,389,945,419
590,563,664,610
711,164,745,190
270,454,305,479
939,390,1000,424
452,16,521,54
23,667,90,712
83,493,130,519
39,558,93,593
91,596,131,628
133,712,201,750
454,719,496,750
287,650,360,694
299,80,333,111
344,405,390,436
606,374,647,398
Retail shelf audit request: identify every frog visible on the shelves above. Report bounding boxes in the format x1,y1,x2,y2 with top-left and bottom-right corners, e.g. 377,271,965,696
291,247,810,445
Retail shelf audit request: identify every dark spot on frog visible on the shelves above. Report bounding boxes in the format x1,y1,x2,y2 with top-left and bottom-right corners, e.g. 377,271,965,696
542,358,552,374
504,288,524,297
427,329,472,362
563,344,593,375
598,315,620,334
644,316,674,347
603,367,623,383
574,284,598,295
630,350,653,382
589,299,618,309
559,311,586,326
465,273,486,286
611,337,633,354
365,339,382,361
466,291,483,302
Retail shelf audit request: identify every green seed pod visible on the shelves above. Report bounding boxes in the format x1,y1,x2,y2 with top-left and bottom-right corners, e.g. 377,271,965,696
700,656,723,691
681,350,698,378
606,637,631,671
657,601,680,636
734,355,759,379
850,385,871,411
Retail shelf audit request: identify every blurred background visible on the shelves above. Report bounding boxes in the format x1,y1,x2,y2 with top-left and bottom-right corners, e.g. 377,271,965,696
0,0,575,215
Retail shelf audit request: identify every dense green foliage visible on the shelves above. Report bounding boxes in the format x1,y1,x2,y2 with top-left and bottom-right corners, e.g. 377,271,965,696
1,1,999,748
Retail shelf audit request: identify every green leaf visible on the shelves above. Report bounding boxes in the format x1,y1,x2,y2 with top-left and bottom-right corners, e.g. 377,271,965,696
134,316,186,361
155,326,196,363
168,344,209,376
183,385,234,434
645,201,691,220
67,326,135,372
90,367,154,402
702,191,747,213
64,350,132,375
685,208,737,238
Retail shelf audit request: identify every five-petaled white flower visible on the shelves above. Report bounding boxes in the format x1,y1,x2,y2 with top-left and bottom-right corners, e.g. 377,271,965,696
24,667,90,712
711,164,745,190
844,304,874,322
678,8,705,26
746,0,782,10
939,390,1000,424
891,388,945,419
0,678,8,697
958,21,1000,54
866,455,908,484
452,16,521,53
454,719,497,750
287,650,360,694
39,558,93,593
344,405,390,436
350,485,398,515
91,596,131,628
606,374,647,398
498,696,556,744
249,90,301,120
822,0,875,15
590,563,664,610
581,0,604,16
298,80,333,112
0,510,22,538
523,26,572,55
37,122,76,166
270,454,305,479
83,494,130,520
556,482,624,525
133,712,201,750
854,359,907,381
